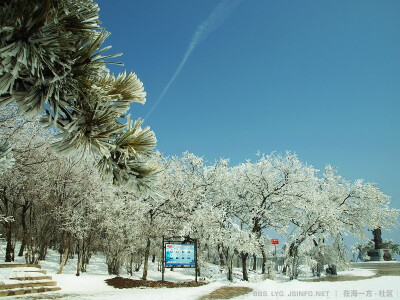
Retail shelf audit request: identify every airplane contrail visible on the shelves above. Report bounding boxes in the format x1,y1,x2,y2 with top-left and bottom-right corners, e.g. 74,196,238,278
144,0,243,120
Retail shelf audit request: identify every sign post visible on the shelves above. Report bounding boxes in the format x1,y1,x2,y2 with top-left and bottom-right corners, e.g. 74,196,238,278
195,239,198,283
270,239,279,271
162,236,165,281
270,238,279,255
162,237,198,282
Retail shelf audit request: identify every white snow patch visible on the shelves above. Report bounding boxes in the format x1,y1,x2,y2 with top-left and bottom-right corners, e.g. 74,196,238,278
0,245,398,299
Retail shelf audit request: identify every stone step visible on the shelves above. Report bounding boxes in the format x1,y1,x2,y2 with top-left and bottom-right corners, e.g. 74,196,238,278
10,275,52,281
24,269,46,274
0,264,41,269
0,286,61,297
0,281,57,290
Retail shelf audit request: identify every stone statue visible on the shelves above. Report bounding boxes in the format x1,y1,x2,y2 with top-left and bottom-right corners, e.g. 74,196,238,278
372,228,383,249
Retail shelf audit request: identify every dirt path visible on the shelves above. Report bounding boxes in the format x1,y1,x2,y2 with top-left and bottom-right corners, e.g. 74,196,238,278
199,286,253,299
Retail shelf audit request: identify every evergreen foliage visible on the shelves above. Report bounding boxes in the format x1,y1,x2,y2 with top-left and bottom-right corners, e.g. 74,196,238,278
0,0,157,187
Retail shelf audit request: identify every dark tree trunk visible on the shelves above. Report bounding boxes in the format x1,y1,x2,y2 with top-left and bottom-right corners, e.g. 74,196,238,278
252,253,257,271
227,258,233,281
127,254,134,276
3,192,14,262
76,242,81,276
261,248,267,274
152,254,156,263
288,242,299,280
142,238,151,280
18,205,28,257
223,247,233,281
135,260,142,272
81,237,92,273
39,243,47,261
241,252,249,281
5,222,14,262
59,245,64,264
218,244,225,267
107,257,120,275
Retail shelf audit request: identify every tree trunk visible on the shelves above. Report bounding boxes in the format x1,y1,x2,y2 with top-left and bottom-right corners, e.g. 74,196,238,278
127,253,134,276
241,252,249,281
135,260,142,272
58,235,64,264
4,193,14,262
222,247,233,281
288,243,299,280
58,233,72,274
152,254,156,263
218,244,225,267
26,239,40,265
226,257,233,281
316,260,324,277
76,242,82,276
5,222,14,262
142,238,151,280
81,238,91,273
38,243,47,261
261,248,267,274
252,253,257,271
107,256,120,275
18,205,28,257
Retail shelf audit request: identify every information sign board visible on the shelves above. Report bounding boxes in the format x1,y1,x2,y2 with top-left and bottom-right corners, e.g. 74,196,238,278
165,243,195,267
162,237,198,282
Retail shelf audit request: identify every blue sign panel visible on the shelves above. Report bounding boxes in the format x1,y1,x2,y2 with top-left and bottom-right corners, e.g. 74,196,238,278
165,243,195,267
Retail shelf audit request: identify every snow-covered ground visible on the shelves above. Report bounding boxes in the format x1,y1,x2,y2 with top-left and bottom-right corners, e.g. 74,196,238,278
0,246,399,300
237,276,400,300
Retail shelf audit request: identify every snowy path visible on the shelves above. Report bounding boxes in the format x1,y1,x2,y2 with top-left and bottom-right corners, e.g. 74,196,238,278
6,275,400,300
5,270,400,300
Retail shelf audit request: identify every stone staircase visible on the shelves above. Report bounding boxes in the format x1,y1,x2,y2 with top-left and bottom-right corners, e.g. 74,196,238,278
0,264,61,297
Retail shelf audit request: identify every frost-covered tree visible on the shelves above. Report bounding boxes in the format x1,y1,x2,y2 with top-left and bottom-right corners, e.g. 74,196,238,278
0,106,17,173
153,153,257,281
229,152,316,277
0,105,114,271
211,219,259,281
0,140,14,174
0,105,55,262
136,192,174,280
156,152,208,231
47,155,116,275
352,239,400,262
0,0,157,188
98,190,145,275
351,241,373,262
284,165,399,279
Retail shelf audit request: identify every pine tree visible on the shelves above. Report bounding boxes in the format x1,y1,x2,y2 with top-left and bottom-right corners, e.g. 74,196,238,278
0,0,157,188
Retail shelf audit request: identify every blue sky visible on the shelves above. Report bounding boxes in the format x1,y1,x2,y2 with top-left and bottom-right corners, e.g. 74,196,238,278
96,0,400,243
